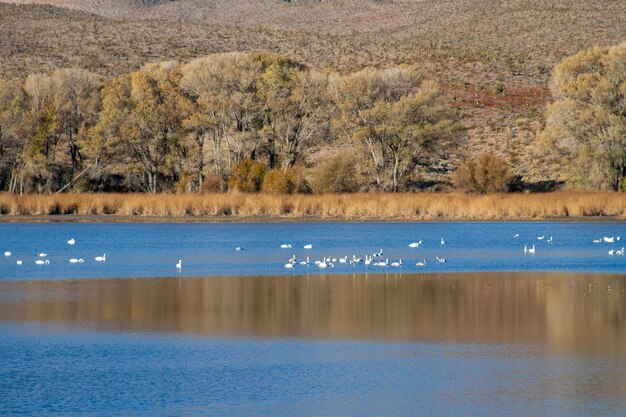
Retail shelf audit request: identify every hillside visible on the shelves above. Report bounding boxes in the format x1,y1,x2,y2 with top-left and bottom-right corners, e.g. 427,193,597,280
1,0,625,182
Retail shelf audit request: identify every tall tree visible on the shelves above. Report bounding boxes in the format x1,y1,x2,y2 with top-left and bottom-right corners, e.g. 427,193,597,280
91,62,192,193
334,66,457,191
539,42,626,190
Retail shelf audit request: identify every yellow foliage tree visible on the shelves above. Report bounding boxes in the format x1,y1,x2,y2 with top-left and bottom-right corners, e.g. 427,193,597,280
539,42,626,190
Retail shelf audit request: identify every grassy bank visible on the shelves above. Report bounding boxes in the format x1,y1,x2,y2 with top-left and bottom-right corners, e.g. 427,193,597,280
0,192,625,221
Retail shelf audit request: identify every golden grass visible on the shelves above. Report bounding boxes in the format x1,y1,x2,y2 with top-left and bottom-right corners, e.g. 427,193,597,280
0,192,625,220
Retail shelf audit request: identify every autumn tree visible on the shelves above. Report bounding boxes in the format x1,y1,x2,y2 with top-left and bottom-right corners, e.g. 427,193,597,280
91,62,192,193
179,53,263,191
539,42,626,190
333,66,458,192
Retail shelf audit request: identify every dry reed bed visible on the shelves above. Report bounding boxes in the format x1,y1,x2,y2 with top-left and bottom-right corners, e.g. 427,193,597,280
0,192,625,220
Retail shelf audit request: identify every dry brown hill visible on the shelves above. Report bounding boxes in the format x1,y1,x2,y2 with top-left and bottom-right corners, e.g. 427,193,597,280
1,0,625,182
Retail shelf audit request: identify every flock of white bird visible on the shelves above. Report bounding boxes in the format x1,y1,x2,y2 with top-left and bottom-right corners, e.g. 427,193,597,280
278,238,448,270
5,231,623,272
518,233,623,256
3,238,106,266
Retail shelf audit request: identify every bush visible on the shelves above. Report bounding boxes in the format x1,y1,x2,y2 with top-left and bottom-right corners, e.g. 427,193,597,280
309,153,359,194
262,167,304,194
452,152,513,194
201,175,225,193
227,159,266,192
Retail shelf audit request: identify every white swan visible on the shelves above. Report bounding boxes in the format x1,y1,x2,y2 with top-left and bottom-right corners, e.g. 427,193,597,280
288,254,297,263
38,253,47,257
513,233,520,238
3,251,10,256
284,263,294,269
608,249,615,256
176,259,182,270
593,238,602,243
16,260,22,265
280,244,292,249
616,247,625,256
339,256,348,263
303,244,313,249
416,259,427,267
318,260,328,268
408,241,422,248
95,254,106,262
67,238,75,245
299,256,310,266
435,256,446,264
235,247,242,251
391,259,402,267
547,236,553,243
440,237,446,245
528,244,536,254
69,258,80,263
35,259,50,265
537,235,545,240
603,237,615,243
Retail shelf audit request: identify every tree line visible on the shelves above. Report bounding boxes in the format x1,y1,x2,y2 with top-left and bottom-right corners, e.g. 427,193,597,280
0,43,624,194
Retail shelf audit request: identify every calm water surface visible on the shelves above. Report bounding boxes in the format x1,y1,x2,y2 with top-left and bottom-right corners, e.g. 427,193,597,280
0,272,625,416
1,222,625,416
1,221,626,280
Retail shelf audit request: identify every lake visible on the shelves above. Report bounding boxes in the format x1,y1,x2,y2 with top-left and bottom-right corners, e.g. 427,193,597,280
1,221,626,280
0,222,625,416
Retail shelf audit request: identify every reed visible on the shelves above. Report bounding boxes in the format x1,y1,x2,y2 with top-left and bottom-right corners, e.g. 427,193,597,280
0,192,625,221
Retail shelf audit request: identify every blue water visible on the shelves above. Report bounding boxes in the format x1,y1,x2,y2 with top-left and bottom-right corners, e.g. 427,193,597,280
1,323,623,417
1,221,626,280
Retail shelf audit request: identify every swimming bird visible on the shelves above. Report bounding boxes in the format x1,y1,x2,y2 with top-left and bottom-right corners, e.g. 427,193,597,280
303,244,313,249
513,234,520,238
67,238,75,245
35,259,50,265
608,249,615,256
95,254,106,262
16,260,22,265
440,237,446,245
318,260,328,269
280,244,292,249
616,247,625,256
3,251,10,256
69,258,80,263
352,255,362,263
38,253,47,257
537,235,545,240
435,256,446,264
176,259,182,270
416,259,427,267
288,254,297,263
528,244,536,254
284,262,294,269
391,259,402,267
235,247,242,251
603,237,615,243
364,255,372,265
299,256,310,266
547,236,553,243
339,256,348,264
408,241,422,248
593,238,602,243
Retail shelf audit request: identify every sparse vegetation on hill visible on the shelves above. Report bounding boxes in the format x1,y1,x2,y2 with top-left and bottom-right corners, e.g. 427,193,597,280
0,1,625,196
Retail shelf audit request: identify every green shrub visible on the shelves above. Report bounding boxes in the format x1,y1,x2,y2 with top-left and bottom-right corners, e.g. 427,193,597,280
452,152,513,194
227,159,266,192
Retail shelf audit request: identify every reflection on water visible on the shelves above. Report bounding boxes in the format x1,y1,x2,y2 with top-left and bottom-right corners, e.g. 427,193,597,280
1,272,624,354
1,273,625,417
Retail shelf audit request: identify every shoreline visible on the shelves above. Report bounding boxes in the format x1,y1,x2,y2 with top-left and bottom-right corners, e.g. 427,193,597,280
1,191,625,222
0,214,625,223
